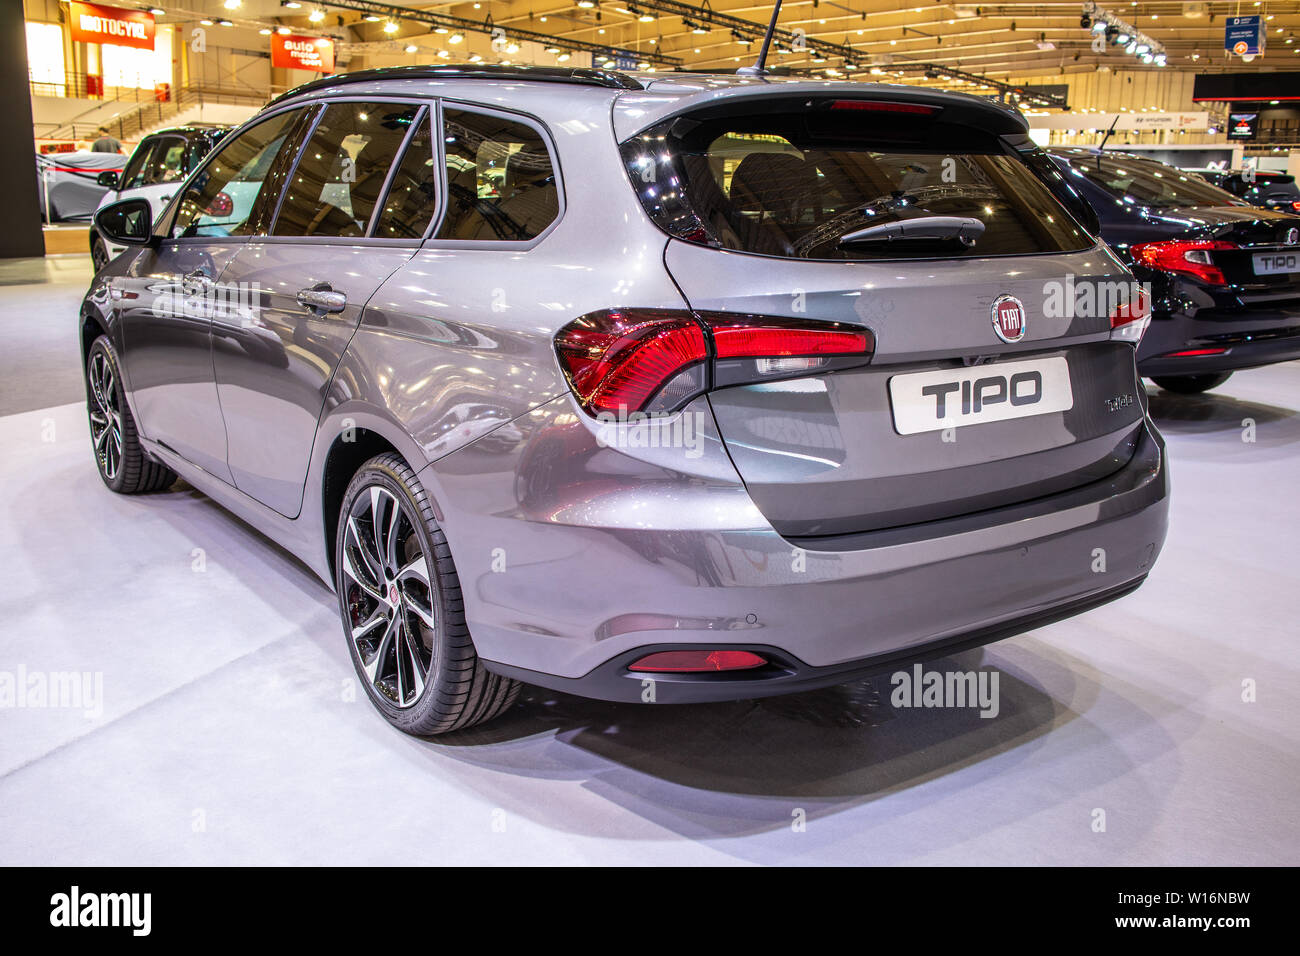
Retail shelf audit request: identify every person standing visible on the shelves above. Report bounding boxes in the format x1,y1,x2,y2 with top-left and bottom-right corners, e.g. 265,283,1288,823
91,127,121,153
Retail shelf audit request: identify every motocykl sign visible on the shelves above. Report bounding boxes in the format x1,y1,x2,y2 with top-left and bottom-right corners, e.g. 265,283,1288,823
68,2,155,51
271,34,336,73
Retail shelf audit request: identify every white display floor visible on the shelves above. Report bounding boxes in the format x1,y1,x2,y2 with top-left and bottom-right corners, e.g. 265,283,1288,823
1,257,1296,864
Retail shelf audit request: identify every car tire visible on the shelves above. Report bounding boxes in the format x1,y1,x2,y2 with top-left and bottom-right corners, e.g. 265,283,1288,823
85,336,176,494
1151,372,1234,394
90,233,109,273
335,453,520,735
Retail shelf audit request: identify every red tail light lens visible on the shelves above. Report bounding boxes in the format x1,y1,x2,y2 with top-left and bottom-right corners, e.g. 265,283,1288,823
1291,201,1300,213
1130,239,1236,286
1110,284,1152,344
555,309,874,416
553,310,707,415
628,650,768,673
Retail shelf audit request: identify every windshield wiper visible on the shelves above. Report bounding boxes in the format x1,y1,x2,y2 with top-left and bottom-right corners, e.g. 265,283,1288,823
839,216,986,247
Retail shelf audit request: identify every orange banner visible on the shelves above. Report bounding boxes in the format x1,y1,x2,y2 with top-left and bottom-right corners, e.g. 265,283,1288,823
68,2,155,51
271,34,335,73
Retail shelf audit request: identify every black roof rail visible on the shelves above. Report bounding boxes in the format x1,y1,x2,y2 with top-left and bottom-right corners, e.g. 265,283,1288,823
269,64,643,107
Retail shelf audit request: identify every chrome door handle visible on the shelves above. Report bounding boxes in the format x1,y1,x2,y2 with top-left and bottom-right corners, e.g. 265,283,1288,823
296,283,347,315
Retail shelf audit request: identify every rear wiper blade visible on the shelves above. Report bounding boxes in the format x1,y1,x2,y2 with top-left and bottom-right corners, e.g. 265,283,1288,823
839,216,986,247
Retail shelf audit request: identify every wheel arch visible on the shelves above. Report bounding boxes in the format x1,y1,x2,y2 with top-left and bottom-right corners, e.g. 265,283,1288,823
315,407,434,584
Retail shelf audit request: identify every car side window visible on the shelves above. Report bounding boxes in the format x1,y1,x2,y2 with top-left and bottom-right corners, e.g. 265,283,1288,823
437,108,558,242
145,137,187,185
119,138,159,191
171,110,302,240
272,101,420,238
371,109,437,239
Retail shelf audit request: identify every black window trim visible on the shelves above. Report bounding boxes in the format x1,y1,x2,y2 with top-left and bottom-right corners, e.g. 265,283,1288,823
419,97,565,251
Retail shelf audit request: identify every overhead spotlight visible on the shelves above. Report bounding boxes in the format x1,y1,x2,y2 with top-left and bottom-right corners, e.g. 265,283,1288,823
1117,32,1130,44
557,51,571,61
506,42,520,53
281,1,301,6
1135,42,1150,54
308,8,325,22
545,46,561,53
276,25,291,34
383,20,398,33
258,27,272,35
405,44,417,53
449,33,463,43
1154,53,1166,66
577,0,596,7
364,14,381,21
1125,40,1137,53
1092,20,1108,34
223,0,241,8
434,27,448,34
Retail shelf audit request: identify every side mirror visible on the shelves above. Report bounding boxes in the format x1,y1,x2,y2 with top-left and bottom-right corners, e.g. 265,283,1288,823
96,170,119,189
95,198,154,246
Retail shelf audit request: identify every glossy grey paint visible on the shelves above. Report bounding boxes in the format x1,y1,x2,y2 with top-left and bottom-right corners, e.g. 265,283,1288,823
81,73,1169,694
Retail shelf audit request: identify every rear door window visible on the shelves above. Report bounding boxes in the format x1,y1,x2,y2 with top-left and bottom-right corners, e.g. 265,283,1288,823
436,107,558,241
272,101,420,238
622,102,1093,260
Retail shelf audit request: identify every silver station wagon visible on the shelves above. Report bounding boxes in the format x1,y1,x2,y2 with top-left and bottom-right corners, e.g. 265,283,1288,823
83,65,1169,734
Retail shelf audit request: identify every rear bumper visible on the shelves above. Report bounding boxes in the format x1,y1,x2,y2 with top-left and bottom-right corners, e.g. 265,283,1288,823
1138,306,1300,376
428,400,1170,705
486,577,1147,703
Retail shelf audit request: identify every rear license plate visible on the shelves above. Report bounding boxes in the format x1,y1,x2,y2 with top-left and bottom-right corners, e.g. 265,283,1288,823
888,356,1074,435
1253,251,1300,275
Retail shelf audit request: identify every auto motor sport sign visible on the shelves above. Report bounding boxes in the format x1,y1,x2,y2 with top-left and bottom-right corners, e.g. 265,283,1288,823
271,34,336,73
68,2,155,51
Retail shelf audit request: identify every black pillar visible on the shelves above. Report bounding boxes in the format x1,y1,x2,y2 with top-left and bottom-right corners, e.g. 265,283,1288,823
0,1,47,258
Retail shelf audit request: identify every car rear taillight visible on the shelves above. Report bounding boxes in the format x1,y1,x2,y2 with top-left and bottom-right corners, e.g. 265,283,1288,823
554,309,874,415
1291,201,1300,213
1110,285,1152,344
627,650,768,673
1130,239,1237,286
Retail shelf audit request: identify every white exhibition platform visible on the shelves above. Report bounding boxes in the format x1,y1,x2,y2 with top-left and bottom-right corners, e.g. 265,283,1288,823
1,257,1296,865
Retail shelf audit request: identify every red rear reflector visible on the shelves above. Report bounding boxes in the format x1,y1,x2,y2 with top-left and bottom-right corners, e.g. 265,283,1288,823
1130,239,1236,286
830,100,939,115
1291,201,1300,213
628,650,768,673
1164,347,1228,357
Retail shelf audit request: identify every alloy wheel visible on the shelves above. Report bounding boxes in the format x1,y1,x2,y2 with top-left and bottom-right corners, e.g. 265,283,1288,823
341,485,436,708
88,350,123,481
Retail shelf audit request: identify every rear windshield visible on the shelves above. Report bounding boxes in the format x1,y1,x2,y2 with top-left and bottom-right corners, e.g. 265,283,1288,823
621,101,1092,260
1059,154,1241,209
